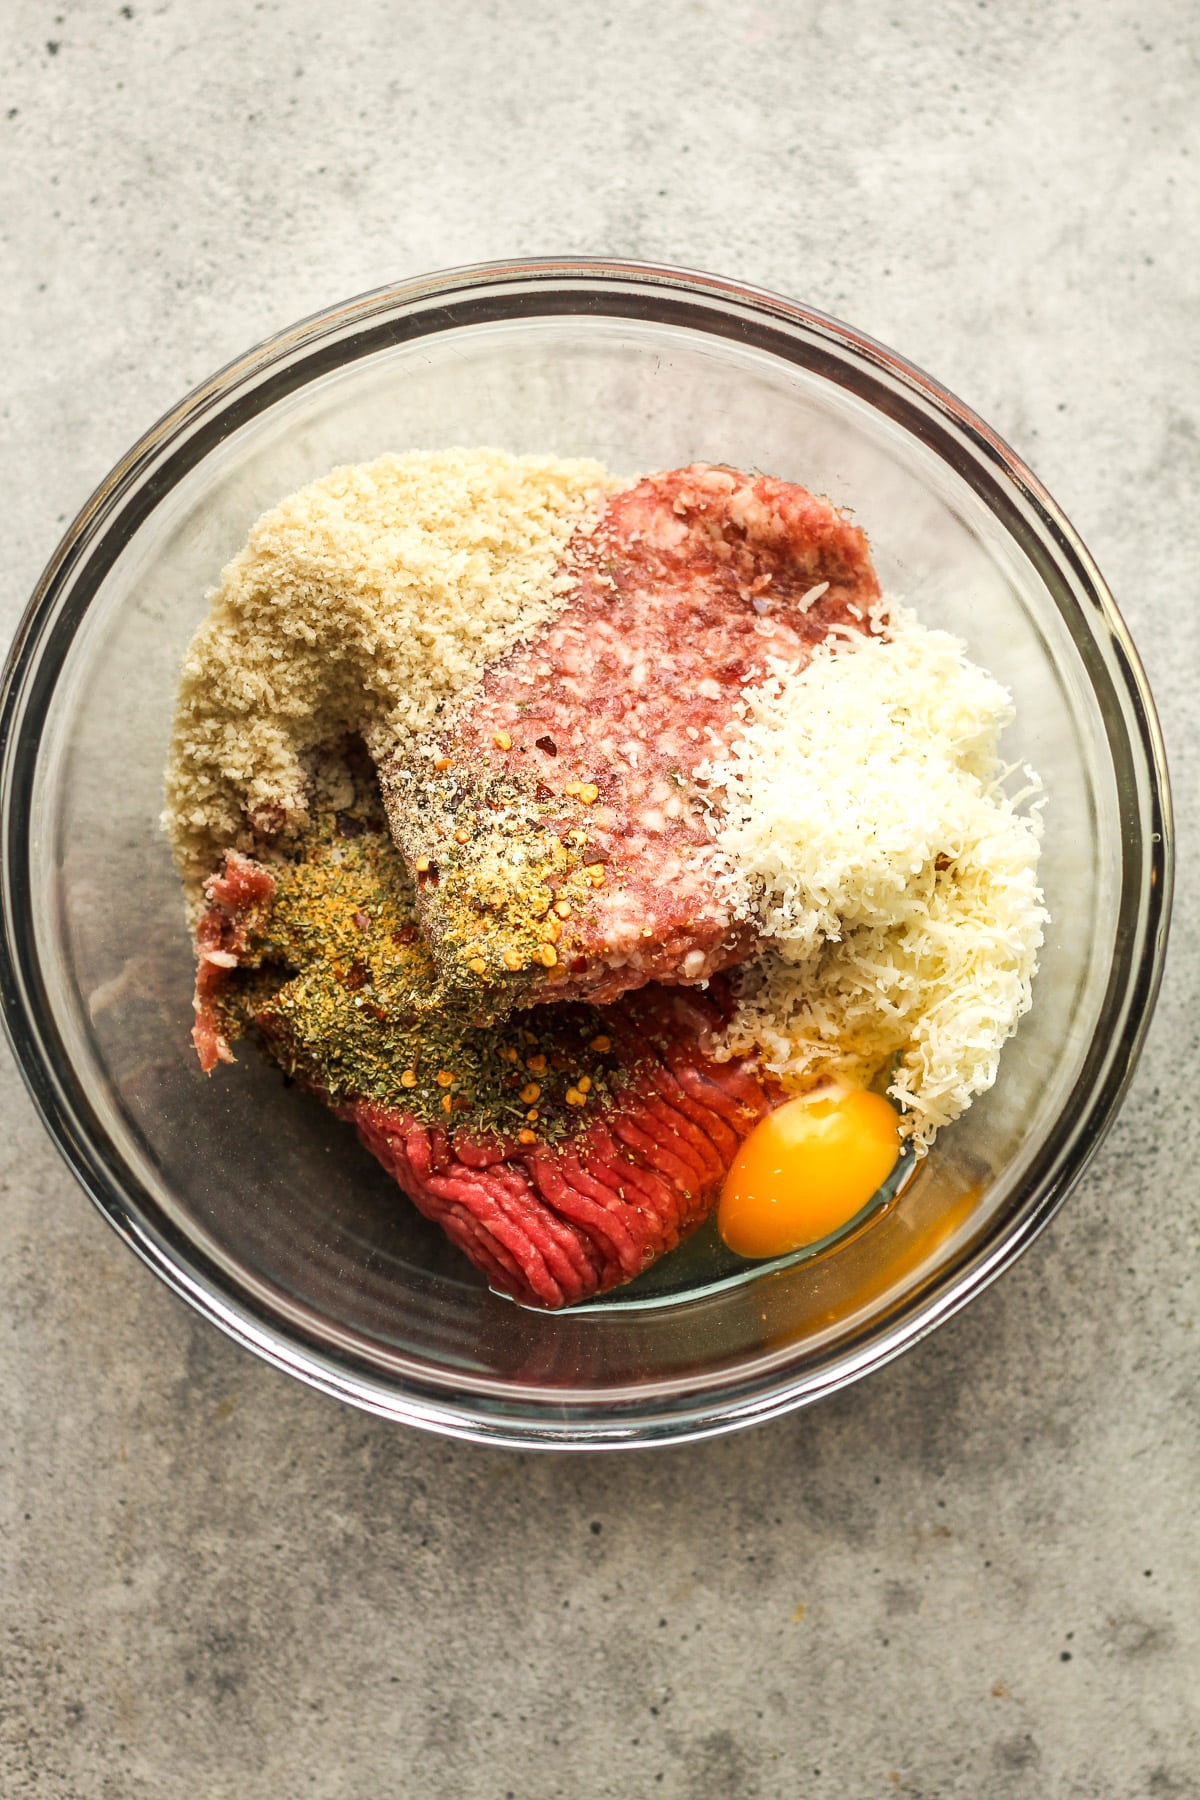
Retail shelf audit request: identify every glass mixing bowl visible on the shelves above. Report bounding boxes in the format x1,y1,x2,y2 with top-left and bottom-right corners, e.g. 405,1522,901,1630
0,259,1172,1447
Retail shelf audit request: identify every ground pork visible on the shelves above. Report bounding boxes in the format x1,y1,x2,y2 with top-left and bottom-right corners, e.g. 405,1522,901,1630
378,463,880,1022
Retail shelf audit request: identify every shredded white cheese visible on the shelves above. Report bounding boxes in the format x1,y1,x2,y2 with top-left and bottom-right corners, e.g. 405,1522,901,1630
704,611,1047,1147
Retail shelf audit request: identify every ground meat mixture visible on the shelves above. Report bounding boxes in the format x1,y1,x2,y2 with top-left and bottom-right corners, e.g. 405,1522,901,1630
178,456,892,1306
378,464,881,1022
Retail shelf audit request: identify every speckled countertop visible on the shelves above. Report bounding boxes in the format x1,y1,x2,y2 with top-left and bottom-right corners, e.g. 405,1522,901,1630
2,3,1197,1795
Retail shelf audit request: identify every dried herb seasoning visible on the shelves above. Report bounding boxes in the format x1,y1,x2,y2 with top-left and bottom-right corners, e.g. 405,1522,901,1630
379,760,611,1016
216,762,622,1142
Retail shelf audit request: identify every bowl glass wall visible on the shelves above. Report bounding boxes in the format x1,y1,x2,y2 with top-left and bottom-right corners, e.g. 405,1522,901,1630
0,263,1170,1445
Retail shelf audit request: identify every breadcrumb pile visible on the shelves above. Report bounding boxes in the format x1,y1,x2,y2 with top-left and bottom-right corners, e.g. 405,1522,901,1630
704,612,1047,1146
162,448,614,893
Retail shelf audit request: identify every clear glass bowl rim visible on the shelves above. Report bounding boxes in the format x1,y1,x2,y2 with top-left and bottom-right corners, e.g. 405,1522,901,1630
0,256,1174,1449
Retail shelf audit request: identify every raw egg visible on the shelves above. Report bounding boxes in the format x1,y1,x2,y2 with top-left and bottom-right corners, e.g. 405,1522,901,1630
719,1086,901,1260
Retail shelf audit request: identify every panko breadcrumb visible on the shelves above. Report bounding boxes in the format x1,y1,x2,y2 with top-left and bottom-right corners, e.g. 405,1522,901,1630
162,448,615,894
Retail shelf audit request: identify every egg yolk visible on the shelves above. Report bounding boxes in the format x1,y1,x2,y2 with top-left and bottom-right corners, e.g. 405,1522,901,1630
719,1087,901,1260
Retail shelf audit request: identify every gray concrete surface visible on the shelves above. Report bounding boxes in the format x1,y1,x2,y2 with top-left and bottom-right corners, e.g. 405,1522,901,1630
2,2,1197,1795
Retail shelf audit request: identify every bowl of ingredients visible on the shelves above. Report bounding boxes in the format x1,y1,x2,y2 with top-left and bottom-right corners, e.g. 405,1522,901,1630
0,259,1171,1446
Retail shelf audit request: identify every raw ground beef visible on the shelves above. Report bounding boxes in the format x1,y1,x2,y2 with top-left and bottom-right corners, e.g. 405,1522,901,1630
378,463,880,1021
191,852,277,1073
341,986,770,1308
191,844,771,1309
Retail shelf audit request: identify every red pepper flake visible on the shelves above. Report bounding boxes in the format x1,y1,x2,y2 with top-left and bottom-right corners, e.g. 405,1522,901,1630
344,961,369,991
352,911,371,933
535,735,557,757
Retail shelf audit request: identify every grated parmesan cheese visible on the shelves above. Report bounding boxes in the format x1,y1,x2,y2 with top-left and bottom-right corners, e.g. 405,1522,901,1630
162,448,616,893
704,611,1047,1147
